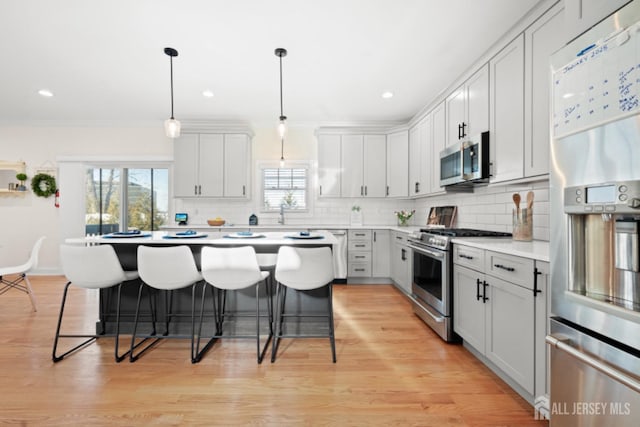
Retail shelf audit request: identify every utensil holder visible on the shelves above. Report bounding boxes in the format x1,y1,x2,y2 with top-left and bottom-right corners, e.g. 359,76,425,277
513,208,533,241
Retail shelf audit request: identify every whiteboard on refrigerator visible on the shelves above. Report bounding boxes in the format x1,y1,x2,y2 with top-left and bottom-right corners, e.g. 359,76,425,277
553,22,640,138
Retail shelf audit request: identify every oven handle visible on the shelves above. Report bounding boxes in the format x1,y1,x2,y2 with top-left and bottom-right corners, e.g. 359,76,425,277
408,244,445,259
546,334,640,394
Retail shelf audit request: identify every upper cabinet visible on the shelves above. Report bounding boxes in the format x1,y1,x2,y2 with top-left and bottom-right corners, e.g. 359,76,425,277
430,102,446,194
341,134,386,198
386,130,409,197
489,3,565,184
318,134,342,198
524,2,564,178
446,64,489,146
409,101,446,197
564,0,631,43
409,114,431,196
490,34,525,183
173,133,250,198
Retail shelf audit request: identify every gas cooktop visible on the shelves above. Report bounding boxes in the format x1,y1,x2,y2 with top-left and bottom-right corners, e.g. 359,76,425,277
420,228,512,237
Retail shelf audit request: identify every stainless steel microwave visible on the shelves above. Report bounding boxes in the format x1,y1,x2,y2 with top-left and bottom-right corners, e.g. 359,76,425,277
439,131,490,187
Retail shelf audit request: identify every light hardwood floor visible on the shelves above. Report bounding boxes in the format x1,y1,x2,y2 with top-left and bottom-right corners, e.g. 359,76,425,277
1,276,548,426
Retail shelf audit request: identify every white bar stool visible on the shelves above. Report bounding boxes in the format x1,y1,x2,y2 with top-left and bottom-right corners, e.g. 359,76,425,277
271,246,336,363
54,244,139,362
131,245,203,363
0,236,45,311
195,246,271,363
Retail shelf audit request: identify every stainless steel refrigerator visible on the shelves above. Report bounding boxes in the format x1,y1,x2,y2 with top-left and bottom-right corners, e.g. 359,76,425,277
548,1,640,426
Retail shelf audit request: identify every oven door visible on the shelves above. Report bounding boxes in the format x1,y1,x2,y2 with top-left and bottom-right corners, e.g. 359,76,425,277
408,241,450,316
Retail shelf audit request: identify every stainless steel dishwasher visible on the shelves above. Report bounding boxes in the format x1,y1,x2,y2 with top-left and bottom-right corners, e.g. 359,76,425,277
313,229,347,283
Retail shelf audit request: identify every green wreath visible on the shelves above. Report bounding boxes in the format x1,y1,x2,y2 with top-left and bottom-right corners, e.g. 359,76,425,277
31,173,57,198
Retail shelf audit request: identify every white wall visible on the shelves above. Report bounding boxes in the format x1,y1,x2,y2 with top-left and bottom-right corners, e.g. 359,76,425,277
0,123,549,274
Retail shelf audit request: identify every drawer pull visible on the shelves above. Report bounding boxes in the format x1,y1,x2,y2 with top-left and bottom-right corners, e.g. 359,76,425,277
355,256,366,259
355,268,365,272
355,244,366,248
494,263,515,272
459,254,474,260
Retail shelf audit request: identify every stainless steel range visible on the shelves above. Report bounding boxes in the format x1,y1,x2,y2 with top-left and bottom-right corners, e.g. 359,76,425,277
407,228,511,342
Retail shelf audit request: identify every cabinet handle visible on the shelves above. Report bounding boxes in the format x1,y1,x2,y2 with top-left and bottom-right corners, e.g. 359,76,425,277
533,267,542,297
494,263,515,272
198,185,202,195
476,278,482,301
355,268,365,272
458,123,463,139
355,233,365,236
242,185,246,196
360,186,363,196
365,186,368,196
355,255,366,259
414,182,419,193
396,236,403,240
461,122,467,138
401,248,407,261
482,281,489,303
319,185,322,196
355,244,366,248
194,185,198,196
459,254,474,260
373,231,376,242
386,186,389,196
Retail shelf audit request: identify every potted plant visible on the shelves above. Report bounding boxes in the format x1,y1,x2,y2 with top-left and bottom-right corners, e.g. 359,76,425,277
16,173,27,191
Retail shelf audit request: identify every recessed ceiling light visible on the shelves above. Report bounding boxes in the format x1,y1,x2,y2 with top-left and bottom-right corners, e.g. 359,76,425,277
381,91,394,99
202,90,214,98
38,89,53,97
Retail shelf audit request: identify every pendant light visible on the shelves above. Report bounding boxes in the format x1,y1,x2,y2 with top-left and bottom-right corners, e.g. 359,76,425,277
164,47,181,138
275,48,288,166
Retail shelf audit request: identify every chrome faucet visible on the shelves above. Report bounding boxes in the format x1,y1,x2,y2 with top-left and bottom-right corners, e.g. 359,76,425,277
278,204,285,225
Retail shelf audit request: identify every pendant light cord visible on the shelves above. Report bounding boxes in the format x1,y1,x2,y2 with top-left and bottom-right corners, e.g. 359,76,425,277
169,55,175,120
279,55,284,121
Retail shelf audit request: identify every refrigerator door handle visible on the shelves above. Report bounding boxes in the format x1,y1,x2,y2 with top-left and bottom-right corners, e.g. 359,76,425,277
546,334,640,393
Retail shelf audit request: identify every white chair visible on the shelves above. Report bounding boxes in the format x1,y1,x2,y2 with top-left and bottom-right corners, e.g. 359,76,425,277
195,246,271,363
0,236,45,311
130,245,202,363
271,246,336,363
54,244,139,362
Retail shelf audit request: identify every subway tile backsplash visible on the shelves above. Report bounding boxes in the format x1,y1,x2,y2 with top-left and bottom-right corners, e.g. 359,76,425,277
174,179,550,241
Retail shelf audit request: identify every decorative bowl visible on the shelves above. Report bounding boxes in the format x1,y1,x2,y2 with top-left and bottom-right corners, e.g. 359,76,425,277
207,219,225,226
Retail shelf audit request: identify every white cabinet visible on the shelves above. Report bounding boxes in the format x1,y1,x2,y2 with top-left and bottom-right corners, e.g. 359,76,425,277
174,133,249,198
564,0,631,43
453,245,542,396
408,115,431,196
386,131,409,197
317,134,341,198
534,261,550,401
341,135,386,198
363,135,387,197
390,231,411,294
174,133,224,197
446,64,489,146
430,101,446,194
223,134,250,198
524,3,564,178
348,229,372,277
372,229,390,277
490,34,525,184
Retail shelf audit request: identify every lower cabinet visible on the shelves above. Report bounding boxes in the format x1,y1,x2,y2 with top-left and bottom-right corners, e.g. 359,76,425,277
390,231,411,294
453,244,546,400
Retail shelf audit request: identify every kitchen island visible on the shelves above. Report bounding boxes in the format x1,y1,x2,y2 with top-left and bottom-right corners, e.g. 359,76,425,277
65,231,338,335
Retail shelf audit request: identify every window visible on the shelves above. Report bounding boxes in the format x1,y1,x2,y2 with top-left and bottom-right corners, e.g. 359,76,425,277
262,167,307,211
85,167,168,234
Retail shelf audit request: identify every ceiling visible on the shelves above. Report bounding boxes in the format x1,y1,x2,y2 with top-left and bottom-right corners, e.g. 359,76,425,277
0,0,544,128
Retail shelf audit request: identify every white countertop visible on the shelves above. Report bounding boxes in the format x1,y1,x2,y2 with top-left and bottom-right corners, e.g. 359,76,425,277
161,224,419,234
451,237,549,262
67,231,338,246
